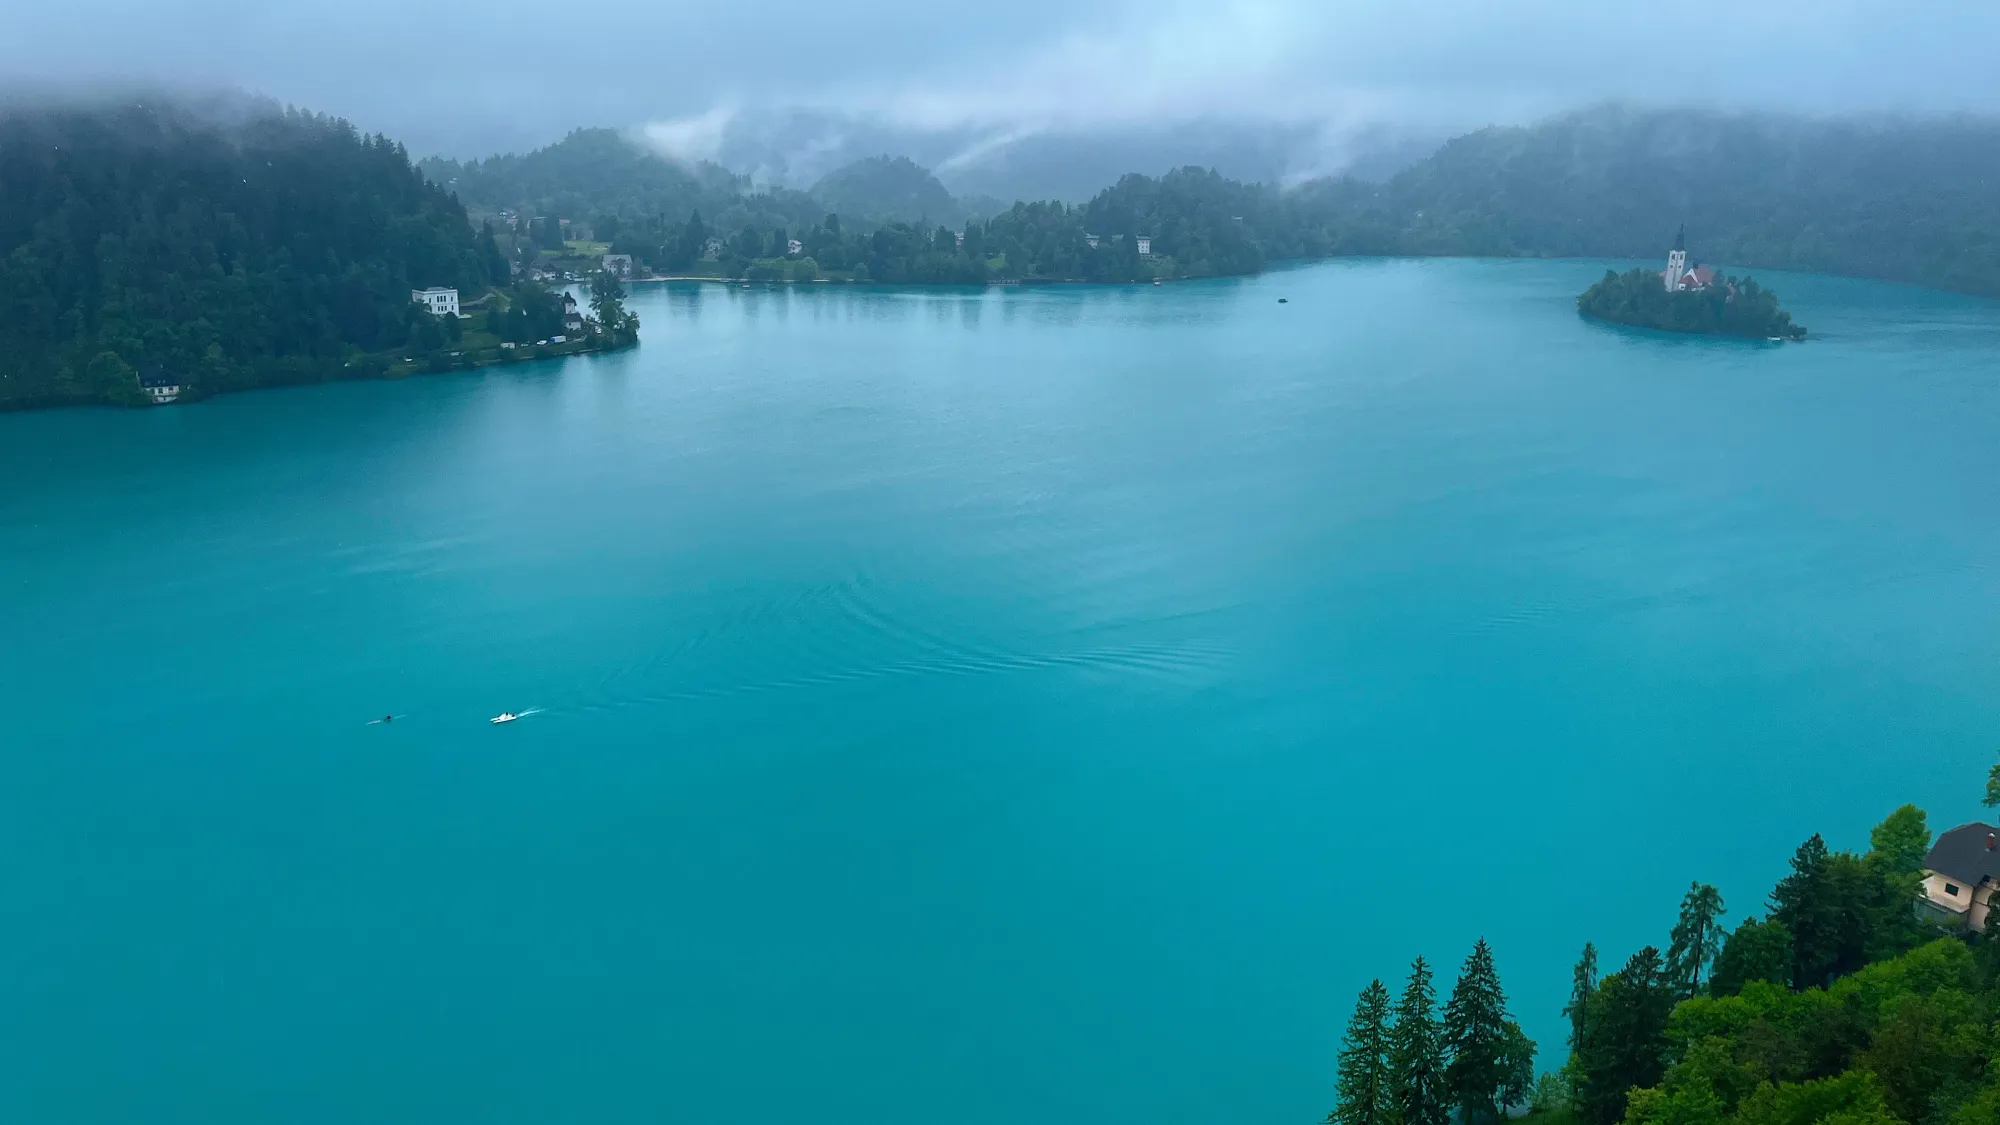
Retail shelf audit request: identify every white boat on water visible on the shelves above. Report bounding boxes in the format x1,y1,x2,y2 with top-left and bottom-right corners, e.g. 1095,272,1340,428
491,712,519,724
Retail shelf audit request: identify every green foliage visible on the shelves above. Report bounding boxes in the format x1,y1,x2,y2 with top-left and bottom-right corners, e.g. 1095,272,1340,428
1867,806,1931,878
1390,956,1450,1125
1984,752,2000,812
1529,1070,1574,1117
1575,269,1805,339
588,269,639,344
1501,1021,1539,1110
1444,939,1517,1125
1710,921,1795,998
1332,979,1394,1125
1731,1071,1897,1125
1768,831,1931,992
0,99,508,409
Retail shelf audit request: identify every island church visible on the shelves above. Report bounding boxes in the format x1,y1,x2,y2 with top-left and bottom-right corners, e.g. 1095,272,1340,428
1662,226,1718,292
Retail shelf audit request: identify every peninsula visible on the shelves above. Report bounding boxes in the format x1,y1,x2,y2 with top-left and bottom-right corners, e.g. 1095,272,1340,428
1576,228,1807,340
0,100,638,412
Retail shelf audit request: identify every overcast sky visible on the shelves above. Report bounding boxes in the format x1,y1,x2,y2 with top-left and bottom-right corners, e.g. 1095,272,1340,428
7,0,2000,163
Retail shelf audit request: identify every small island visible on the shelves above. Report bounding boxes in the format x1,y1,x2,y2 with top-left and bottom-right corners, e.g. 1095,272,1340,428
1577,228,1806,340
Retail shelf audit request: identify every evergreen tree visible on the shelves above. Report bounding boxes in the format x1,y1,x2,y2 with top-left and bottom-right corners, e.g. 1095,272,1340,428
1562,942,1598,1055
1389,957,1448,1125
1664,883,1727,997
1770,834,1884,989
1771,834,1837,989
1574,947,1675,1125
1985,750,2000,812
1331,980,1394,1125
1442,939,1513,1125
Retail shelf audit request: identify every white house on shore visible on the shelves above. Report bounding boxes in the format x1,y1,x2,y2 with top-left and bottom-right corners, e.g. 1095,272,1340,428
138,368,183,405
601,253,633,278
412,287,460,317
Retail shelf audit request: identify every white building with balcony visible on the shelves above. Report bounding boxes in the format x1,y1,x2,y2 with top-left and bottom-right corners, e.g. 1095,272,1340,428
412,287,460,317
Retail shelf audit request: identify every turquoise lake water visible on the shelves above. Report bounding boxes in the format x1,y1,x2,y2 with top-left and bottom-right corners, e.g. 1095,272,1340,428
5,259,2000,1124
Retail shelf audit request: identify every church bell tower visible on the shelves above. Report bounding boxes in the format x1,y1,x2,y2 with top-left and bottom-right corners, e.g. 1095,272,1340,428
1664,224,1688,291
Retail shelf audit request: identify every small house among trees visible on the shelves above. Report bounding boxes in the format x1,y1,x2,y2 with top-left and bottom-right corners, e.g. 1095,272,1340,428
1916,820,2000,931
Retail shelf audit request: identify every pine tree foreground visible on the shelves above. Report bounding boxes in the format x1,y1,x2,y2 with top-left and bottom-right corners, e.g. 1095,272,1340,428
1330,980,1393,1125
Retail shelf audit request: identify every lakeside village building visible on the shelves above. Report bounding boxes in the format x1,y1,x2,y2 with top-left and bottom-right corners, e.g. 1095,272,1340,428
1085,234,1153,257
138,367,183,405
1662,226,1718,292
412,287,461,318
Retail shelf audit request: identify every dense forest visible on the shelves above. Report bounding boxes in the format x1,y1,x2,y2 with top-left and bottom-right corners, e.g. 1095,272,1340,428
1577,270,1807,340
1371,106,2000,298
0,101,637,410
1329,776,2000,1125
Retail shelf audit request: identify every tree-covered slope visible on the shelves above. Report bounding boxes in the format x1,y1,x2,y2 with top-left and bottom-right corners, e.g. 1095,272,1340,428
0,99,508,409
809,155,961,225
422,128,823,240
1374,105,2000,296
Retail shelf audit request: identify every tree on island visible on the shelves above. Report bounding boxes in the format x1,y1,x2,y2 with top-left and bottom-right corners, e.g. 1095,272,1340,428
1576,268,1807,339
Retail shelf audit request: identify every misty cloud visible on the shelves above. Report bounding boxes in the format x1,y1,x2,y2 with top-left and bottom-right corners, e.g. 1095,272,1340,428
6,0,1999,172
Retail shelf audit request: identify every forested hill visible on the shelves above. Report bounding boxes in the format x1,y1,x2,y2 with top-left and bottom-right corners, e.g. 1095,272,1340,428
421,128,826,240
1371,105,2000,297
809,156,963,225
0,100,509,409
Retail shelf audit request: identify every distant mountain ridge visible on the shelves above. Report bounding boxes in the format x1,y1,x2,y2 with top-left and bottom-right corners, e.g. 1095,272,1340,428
419,106,2000,299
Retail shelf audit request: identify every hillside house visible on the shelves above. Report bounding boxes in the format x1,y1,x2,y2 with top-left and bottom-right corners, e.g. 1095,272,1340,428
412,287,460,317
1919,821,2000,931
1137,236,1152,257
138,368,183,405
601,253,633,278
